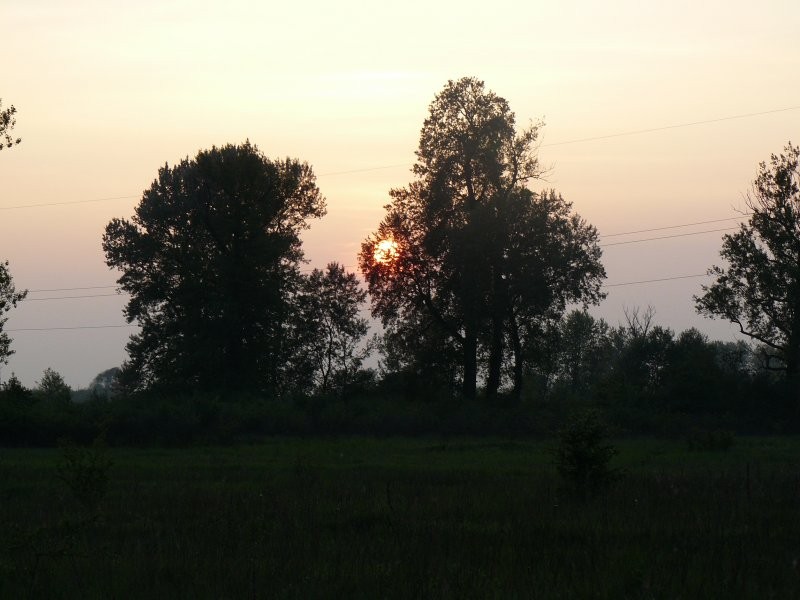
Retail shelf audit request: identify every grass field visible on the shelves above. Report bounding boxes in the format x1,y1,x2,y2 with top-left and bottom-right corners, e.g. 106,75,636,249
2,436,800,598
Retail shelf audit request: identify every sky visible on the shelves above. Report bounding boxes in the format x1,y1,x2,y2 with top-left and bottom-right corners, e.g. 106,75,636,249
2,0,799,388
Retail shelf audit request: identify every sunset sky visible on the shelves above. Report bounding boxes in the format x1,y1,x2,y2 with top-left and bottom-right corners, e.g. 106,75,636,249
2,0,799,387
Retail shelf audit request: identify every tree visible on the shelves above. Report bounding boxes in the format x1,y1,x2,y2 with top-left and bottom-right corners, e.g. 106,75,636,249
294,263,374,396
37,367,72,403
0,99,21,150
0,260,27,366
103,142,326,395
605,306,675,404
552,309,612,396
0,372,31,403
89,367,121,398
496,189,605,398
359,77,604,400
695,143,800,392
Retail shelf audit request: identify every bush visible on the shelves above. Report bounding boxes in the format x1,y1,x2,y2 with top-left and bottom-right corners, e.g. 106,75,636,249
554,409,618,499
687,428,735,452
57,433,113,513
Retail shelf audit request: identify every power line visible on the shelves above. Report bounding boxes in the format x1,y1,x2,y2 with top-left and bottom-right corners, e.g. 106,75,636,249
9,272,720,330
539,106,800,147
604,273,708,288
0,195,139,211
7,324,137,332
313,106,800,172
13,219,742,297
26,285,118,293
3,105,797,211
21,293,124,302
601,215,749,238
600,227,736,247
15,226,733,297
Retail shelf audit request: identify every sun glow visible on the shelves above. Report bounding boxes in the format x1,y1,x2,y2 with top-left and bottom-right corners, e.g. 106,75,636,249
373,238,399,265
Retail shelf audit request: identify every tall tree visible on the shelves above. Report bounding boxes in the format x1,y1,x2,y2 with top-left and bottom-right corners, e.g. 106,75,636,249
1,98,26,374
0,260,27,368
552,309,612,395
36,367,72,403
0,99,21,150
695,143,800,394
359,77,604,400
103,142,326,395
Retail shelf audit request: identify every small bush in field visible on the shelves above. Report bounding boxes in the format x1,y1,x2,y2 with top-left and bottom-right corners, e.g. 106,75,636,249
57,434,112,514
687,428,735,452
554,409,618,499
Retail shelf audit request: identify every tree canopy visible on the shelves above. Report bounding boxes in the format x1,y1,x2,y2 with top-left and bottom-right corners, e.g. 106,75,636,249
359,77,605,400
0,260,27,367
0,99,21,150
695,143,800,385
294,263,373,396
103,142,326,395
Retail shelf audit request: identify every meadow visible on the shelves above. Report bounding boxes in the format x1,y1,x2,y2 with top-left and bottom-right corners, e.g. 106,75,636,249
2,436,800,598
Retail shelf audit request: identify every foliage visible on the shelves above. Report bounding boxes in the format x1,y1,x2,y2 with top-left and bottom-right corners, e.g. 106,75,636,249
0,260,27,365
549,309,613,396
0,372,31,403
696,143,800,382
294,263,374,396
554,409,618,498
103,142,326,395
57,434,112,513
0,99,21,150
359,77,605,400
687,428,735,452
88,367,121,399
377,310,463,400
36,368,71,403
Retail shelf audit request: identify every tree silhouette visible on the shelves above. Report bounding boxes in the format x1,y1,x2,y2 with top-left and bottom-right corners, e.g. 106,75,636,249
294,263,373,396
0,99,21,150
696,143,800,394
359,77,604,400
103,142,326,395
0,260,27,367
36,367,71,403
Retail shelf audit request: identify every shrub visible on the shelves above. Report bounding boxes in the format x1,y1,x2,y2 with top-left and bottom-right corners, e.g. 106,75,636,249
687,428,735,452
57,434,112,513
554,409,618,499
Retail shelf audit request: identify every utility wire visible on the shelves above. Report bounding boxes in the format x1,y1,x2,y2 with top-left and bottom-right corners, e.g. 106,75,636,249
3,106,797,211
0,195,139,211
26,285,119,293
538,106,800,147
17,223,739,295
11,273,721,329
21,293,124,302
7,324,137,332
7,272,713,331
601,215,749,238
600,227,737,247
604,273,708,288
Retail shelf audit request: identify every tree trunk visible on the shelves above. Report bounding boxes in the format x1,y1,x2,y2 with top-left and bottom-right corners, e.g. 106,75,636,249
486,313,503,401
486,268,506,401
786,339,800,408
509,312,523,402
462,323,478,400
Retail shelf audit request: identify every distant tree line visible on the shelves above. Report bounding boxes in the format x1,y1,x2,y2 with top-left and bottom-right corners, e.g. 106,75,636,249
1,83,799,444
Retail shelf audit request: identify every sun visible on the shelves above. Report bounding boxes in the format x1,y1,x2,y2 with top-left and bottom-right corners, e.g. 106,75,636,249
373,238,399,265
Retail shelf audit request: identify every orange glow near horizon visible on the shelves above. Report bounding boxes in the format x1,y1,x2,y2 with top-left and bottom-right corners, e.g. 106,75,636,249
373,238,400,265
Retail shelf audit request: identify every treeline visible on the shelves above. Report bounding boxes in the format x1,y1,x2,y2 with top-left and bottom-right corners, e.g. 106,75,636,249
2,78,800,445
0,306,795,446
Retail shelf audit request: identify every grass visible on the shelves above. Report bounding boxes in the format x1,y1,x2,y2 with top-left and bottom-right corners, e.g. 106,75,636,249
1,436,800,598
